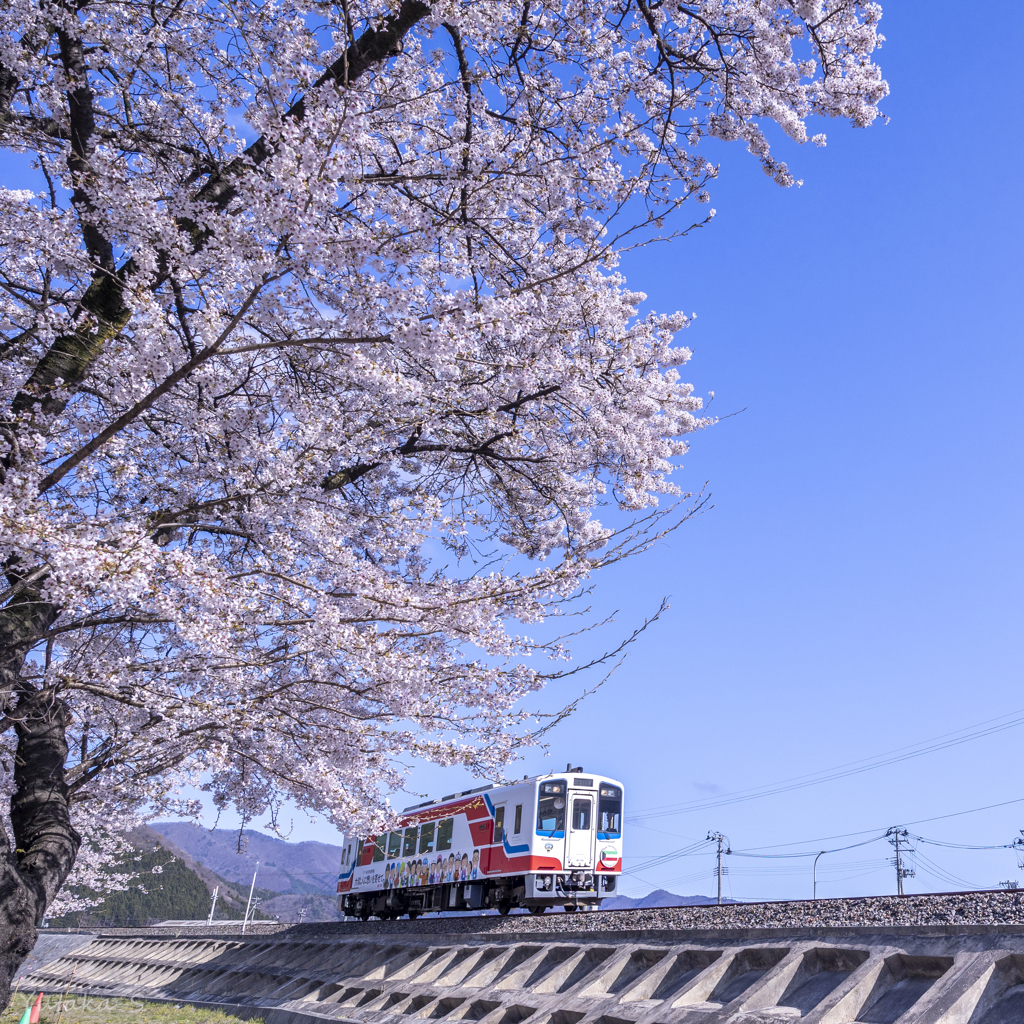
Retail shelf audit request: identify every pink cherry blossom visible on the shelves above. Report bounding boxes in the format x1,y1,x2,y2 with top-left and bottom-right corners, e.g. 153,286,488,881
0,0,886,959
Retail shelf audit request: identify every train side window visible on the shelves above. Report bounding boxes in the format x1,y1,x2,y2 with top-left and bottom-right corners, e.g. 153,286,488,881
403,826,418,857
387,832,402,858
514,805,523,835
419,821,435,854
494,806,505,844
436,817,454,851
356,839,364,864
372,835,386,862
598,785,622,834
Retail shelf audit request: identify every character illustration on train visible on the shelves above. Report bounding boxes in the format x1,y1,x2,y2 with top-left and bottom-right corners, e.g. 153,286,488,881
337,767,623,920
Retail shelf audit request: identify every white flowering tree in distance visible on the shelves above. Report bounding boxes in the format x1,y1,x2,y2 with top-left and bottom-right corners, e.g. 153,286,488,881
0,0,885,990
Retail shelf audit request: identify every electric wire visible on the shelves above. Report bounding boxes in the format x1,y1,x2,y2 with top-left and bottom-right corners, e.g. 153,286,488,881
625,824,1023,899
627,707,1024,821
729,836,884,859
908,833,1015,851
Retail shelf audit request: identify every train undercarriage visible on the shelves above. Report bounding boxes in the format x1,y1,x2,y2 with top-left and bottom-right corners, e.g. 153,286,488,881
341,871,614,921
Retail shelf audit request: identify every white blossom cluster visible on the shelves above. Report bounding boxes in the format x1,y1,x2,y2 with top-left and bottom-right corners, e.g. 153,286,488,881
0,0,886,891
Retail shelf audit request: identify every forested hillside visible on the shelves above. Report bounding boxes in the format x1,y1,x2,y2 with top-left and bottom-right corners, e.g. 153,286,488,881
47,828,274,927
49,847,225,927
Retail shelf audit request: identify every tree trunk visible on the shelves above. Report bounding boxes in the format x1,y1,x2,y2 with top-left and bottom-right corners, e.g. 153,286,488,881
0,599,81,1009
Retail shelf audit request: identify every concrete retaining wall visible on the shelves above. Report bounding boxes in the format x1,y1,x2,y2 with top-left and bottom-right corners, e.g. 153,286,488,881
22,893,1024,1024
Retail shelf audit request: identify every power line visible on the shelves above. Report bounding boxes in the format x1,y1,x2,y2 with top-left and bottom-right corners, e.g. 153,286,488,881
627,707,1024,821
625,821,1024,898
908,833,1015,851
715,795,1024,855
628,837,715,871
729,835,884,860
911,849,983,891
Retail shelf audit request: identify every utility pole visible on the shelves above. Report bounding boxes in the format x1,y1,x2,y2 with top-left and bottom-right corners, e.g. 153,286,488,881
813,851,826,900
242,862,259,934
707,832,729,905
885,828,914,896
207,886,219,925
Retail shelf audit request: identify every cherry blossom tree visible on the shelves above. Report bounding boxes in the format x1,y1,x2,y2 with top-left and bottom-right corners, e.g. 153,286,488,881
0,0,886,994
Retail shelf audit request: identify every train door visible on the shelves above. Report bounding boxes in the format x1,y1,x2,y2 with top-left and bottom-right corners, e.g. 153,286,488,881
566,794,594,867
485,803,506,873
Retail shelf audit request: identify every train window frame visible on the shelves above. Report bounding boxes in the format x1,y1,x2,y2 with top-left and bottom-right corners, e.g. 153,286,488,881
494,806,505,845
537,779,567,835
598,784,622,835
513,805,523,835
571,798,592,831
402,825,418,857
436,817,454,851
419,821,435,854
387,832,402,858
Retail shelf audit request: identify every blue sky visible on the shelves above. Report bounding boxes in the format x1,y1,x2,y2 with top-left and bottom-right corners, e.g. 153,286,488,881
322,0,1024,900
5,1,1022,900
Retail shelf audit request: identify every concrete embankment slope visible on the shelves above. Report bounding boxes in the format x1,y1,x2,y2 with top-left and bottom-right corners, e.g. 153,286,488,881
22,892,1024,1024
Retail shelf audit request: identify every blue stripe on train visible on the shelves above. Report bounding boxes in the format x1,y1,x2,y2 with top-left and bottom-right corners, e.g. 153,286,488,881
483,792,532,854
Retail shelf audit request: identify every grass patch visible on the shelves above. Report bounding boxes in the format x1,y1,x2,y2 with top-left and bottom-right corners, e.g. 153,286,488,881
3,995,251,1024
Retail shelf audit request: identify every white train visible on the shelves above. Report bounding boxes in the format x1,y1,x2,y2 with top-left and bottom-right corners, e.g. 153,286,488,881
337,768,623,919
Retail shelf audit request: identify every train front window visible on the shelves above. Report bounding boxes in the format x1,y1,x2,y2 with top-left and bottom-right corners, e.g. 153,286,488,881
537,780,567,834
598,785,622,834
402,826,418,857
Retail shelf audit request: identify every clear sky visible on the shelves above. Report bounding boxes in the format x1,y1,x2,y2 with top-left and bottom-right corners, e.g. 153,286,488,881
253,0,1024,902
5,1,1022,901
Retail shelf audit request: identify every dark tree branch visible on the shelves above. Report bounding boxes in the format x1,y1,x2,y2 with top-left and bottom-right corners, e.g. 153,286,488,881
193,0,431,213
5,1,432,465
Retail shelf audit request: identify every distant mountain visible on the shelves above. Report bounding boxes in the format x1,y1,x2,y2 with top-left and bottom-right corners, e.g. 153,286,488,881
601,888,739,909
150,822,344,899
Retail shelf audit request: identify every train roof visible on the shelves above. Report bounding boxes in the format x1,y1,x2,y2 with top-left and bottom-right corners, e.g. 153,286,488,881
400,767,619,813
